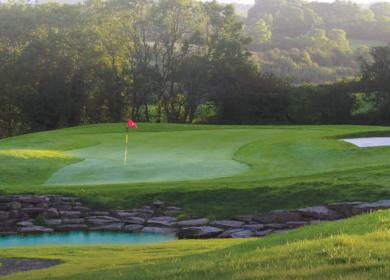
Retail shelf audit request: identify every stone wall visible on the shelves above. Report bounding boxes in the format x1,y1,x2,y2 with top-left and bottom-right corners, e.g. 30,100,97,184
0,195,389,239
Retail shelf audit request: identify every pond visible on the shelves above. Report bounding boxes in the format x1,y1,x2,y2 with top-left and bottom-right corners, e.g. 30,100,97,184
0,231,176,248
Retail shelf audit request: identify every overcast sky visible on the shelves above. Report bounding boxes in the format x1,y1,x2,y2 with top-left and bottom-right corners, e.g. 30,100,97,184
201,0,390,4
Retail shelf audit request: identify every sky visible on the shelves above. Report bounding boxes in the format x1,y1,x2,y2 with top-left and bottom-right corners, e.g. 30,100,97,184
202,0,390,4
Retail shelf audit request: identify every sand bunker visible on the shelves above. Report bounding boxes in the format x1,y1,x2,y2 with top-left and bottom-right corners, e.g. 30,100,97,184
342,137,390,147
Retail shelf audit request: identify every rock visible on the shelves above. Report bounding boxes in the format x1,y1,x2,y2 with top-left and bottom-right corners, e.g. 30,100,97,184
152,200,166,208
0,196,14,203
73,206,90,212
16,221,34,227
86,216,120,225
90,223,124,231
123,224,144,232
9,210,23,219
17,196,48,204
122,217,145,225
264,223,286,229
45,208,59,218
147,216,177,227
22,208,46,215
219,229,254,238
55,224,88,231
243,223,265,231
233,215,254,222
111,211,137,219
62,218,85,224
209,220,244,229
298,206,341,220
351,200,390,215
254,229,273,237
285,221,308,229
142,227,176,234
327,202,364,217
253,210,304,223
45,219,62,226
178,226,224,239
164,207,183,216
0,211,10,220
60,211,82,218
6,202,22,210
18,226,53,233
89,211,110,216
55,205,73,211
177,218,209,227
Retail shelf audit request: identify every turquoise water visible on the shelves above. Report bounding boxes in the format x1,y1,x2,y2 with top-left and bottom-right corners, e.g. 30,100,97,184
0,231,176,248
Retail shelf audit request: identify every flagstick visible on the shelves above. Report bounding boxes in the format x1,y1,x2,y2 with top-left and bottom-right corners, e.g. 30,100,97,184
124,127,129,166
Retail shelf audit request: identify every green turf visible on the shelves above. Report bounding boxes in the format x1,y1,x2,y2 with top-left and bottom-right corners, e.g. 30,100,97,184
1,123,390,217
0,210,388,280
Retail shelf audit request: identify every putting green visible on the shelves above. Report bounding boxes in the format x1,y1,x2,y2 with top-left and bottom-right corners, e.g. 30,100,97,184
45,129,253,185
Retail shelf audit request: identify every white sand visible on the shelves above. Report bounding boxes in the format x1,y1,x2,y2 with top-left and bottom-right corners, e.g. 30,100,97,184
342,137,390,147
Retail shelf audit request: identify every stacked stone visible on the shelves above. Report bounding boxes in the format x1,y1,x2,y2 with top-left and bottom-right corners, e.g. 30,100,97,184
0,195,389,239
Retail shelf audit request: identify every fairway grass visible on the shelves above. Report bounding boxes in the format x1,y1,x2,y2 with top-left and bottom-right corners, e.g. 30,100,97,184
1,123,390,217
1,123,390,279
0,210,388,280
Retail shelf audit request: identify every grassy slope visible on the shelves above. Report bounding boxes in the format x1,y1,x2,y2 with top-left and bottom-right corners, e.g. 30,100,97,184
0,210,389,280
1,123,390,217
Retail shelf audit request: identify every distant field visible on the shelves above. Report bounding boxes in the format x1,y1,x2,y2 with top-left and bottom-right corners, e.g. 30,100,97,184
1,210,388,280
1,123,390,217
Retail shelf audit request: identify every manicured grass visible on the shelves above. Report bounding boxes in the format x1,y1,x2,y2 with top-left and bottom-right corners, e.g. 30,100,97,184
0,210,389,280
1,123,390,217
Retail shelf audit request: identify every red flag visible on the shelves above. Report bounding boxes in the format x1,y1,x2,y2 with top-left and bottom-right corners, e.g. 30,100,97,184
127,119,138,129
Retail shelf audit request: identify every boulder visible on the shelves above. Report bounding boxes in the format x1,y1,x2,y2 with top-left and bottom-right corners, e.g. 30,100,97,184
55,224,88,231
22,208,46,215
209,220,244,229
45,208,59,218
45,219,62,226
285,221,307,229
16,221,34,227
178,226,224,239
253,210,304,223
18,226,53,233
177,218,209,227
0,211,10,220
73,206,90,212
89,211,110,216
62,218,85,224
254,229,273,237
233,215,254,222
327,202,364,217
219,229,254,238
60,211,82,218
122,217,145,225
17,196,48,204
298,206,341,220
147,216,177,227
123,224,144,232
111,211,137,219
152,200,166,208
351,200,390,215
90,223,124,231
264,223,286,229
142,227,176,234
243,223,265,231
86,216,120,225
6,201,22,210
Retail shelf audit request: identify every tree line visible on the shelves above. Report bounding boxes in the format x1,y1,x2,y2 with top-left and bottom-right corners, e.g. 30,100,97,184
0,0,389,138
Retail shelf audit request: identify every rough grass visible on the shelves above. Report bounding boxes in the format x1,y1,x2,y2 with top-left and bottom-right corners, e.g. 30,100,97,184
1,123,390,217
0,210,388,280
